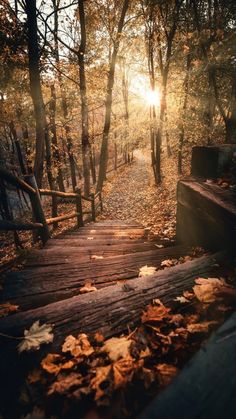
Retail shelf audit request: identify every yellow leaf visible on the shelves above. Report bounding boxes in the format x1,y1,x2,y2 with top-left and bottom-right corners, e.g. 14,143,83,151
102,336,131,361
18,321,54,353
62,333,94,358
80,283,97,293
139,265,156,277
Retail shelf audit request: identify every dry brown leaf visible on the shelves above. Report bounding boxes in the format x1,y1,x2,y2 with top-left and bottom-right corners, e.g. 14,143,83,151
91,255,104,260
174,296,189,303
0,303,19,318
87,237,94,240
139,265,156,277
62,334,94,358
80,283,97,293
113,358,135,389
142,301,170,323
187,321,218,333
156,363,179,387
91,365,112,401
41,353,74,375
94,332,105,343
27,369,44,384
18,321,54,353
193,277,226,303
102,336,132,361
48,372,83,395
161,259,177,268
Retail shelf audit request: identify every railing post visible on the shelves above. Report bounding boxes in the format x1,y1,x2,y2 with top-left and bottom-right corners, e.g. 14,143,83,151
75,187,84,227
90,192,96,222
24,174,51,244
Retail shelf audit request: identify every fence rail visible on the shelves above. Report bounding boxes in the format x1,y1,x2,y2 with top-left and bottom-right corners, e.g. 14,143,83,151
0,168,103,245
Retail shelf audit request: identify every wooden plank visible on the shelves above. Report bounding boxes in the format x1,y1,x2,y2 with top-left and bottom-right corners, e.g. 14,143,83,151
138,311,236,419
1,246,193,309
24,245,189,267
0,252,225,343
176,179,236,249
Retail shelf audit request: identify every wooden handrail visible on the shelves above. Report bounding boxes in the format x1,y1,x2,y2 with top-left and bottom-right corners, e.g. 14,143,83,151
39,189,77,199
81,194,93,202
46,211,79,225
0,167,36,195
0,220,43,231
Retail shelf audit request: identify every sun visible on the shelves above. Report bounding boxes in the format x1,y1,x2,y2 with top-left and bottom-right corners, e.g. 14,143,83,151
130,74,161,107
145,89,161,107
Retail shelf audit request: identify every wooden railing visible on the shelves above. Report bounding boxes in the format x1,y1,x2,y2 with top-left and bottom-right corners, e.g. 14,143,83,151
0,167,103,245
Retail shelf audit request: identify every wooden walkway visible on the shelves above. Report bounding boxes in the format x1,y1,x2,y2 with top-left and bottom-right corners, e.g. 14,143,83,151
0,219,225,348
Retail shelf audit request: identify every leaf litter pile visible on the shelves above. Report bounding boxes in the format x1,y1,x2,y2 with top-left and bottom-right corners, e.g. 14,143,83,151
13,272,236,419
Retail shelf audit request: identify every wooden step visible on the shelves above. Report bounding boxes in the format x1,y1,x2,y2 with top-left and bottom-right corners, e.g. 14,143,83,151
1,246,190,310
0,252,225,347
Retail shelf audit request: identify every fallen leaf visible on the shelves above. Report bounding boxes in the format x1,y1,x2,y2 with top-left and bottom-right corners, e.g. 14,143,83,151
0,303,19,317
102,336,132,361
91,365,112,400
113,358,135,388
27,369,43,384
48,373,83,395
142,301,170,323
187,321,218,333
91,255,104,260
94,332,105,343
139,265,156,277
193,277,226,303
161,259,177,268
18,321,54,353
62,334,94,358
87,237,94,240
80,283,97,293
41,353,74,375
174,296,189,303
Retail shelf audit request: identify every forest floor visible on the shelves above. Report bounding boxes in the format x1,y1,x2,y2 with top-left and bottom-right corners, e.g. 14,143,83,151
99,148,178,242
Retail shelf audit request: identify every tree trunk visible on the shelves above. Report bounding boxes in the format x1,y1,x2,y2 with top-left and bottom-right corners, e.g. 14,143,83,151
49,84,65,192
78,0,90,197
96,0,129,192
25,0,46,187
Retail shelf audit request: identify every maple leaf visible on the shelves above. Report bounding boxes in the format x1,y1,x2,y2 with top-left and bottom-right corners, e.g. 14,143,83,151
113,358,135,389
41,353,75,375
139,265,156,277
102,336,132,361
187,321,218,333
0,303,19,317
48,373,83,395
91,365,112,401
193,277,226,303
80,283,97,293
62,333,94,358
87,237,94,240
18,321,54,353
141,301,170,323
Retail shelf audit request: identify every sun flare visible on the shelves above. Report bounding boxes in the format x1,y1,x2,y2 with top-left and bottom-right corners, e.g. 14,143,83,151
130,74,161,107
145,89,161,107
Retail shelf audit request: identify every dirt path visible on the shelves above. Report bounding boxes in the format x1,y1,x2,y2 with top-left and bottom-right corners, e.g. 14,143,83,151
99,149,177,240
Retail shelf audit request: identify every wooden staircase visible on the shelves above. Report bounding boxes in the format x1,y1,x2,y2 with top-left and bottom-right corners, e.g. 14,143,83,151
0,220,224,347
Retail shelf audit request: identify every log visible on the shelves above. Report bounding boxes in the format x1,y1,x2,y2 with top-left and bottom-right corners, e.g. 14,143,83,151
0,252,225,346
191,145,236,179
39,188,77,199
46,211,79,225
176,179,236,250
138,311,236,419
0,220,43,231
0,167,36,195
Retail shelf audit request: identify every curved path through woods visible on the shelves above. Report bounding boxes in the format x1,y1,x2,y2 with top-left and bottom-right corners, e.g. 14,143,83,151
99,149,177,240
